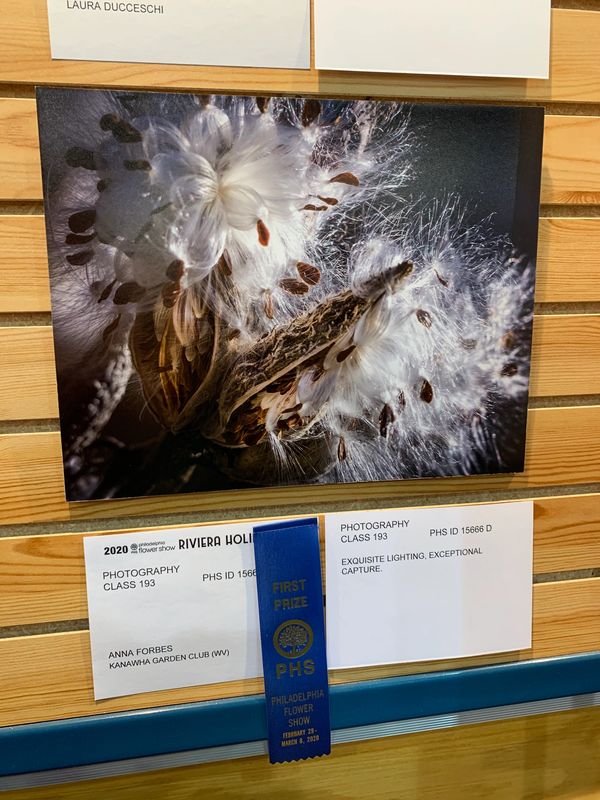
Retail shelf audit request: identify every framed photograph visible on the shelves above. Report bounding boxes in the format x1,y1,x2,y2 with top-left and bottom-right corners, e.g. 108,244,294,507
36,88,544,501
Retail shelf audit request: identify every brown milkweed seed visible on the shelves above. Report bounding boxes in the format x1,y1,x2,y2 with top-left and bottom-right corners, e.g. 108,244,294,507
420,379,434,403
330,171,360,187
337,436,347,461
123,159,151,171
416,309,432,328
302,99,321,127
98,279,116,303
65,232,95,245
68,210,96,233
297,262,321,285
65,147,97,170
257,219,270,246
264,289,274,320
280,278,309,295
336,345,356,363
66,249,94,266
166,259,185,281
114,281,146,305
256,97,270,113
379,403,396,437
501,362,518,377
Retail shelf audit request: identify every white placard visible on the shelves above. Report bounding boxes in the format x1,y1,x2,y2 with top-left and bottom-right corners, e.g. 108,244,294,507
47,0,310,70
83,523,262,700
325,502,533,669
314,0,550,79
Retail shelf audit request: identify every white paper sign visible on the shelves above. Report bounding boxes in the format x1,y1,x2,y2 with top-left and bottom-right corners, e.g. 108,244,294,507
83,523,262,700
47,0,310,70
314,0,550,79
325,502,533,669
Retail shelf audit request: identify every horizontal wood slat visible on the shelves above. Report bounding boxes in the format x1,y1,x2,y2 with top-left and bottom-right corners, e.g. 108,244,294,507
0,314,597,422
530,314,600,397
1,216,599,313
0,327,57,419
0,578,596,728
0,216,49,313
1,494,598,628
0,6,599,103
542,116,600,205
0,98,40,200
536,217,600,303
2,707,597,800
0,406,598,526
1,100,599,205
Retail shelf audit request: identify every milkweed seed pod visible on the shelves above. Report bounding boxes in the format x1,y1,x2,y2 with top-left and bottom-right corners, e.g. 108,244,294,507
45,91,534,492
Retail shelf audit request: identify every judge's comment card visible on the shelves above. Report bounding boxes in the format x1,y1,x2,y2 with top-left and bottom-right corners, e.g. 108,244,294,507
325,502,533,670
314,0,550,79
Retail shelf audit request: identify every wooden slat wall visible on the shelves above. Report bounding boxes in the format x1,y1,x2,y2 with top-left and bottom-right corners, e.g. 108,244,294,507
0,1,599,794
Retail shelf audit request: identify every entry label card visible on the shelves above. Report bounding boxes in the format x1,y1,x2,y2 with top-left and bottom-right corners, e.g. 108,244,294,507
325,502,533,670
46,0,310,70
83,523,262,700
254,519,331,763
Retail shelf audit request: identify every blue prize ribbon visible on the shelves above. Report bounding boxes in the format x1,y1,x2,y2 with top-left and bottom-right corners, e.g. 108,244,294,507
253,518,331,764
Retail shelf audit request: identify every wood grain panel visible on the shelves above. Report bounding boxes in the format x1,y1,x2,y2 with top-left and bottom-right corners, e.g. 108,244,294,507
0,98,40,200
536,217,600,303
0,315,597,421
0,327,57,420
0,216,49,312
3,707,598,800
0,578,596,727
0,406,598,526
2,216,599,313
3,99,599,204
530,314,600,397
1,6,600,103
1,494,597,628
542,115,600,205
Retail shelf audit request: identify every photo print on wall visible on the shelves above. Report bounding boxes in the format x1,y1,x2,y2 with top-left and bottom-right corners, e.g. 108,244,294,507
36,88,544,501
